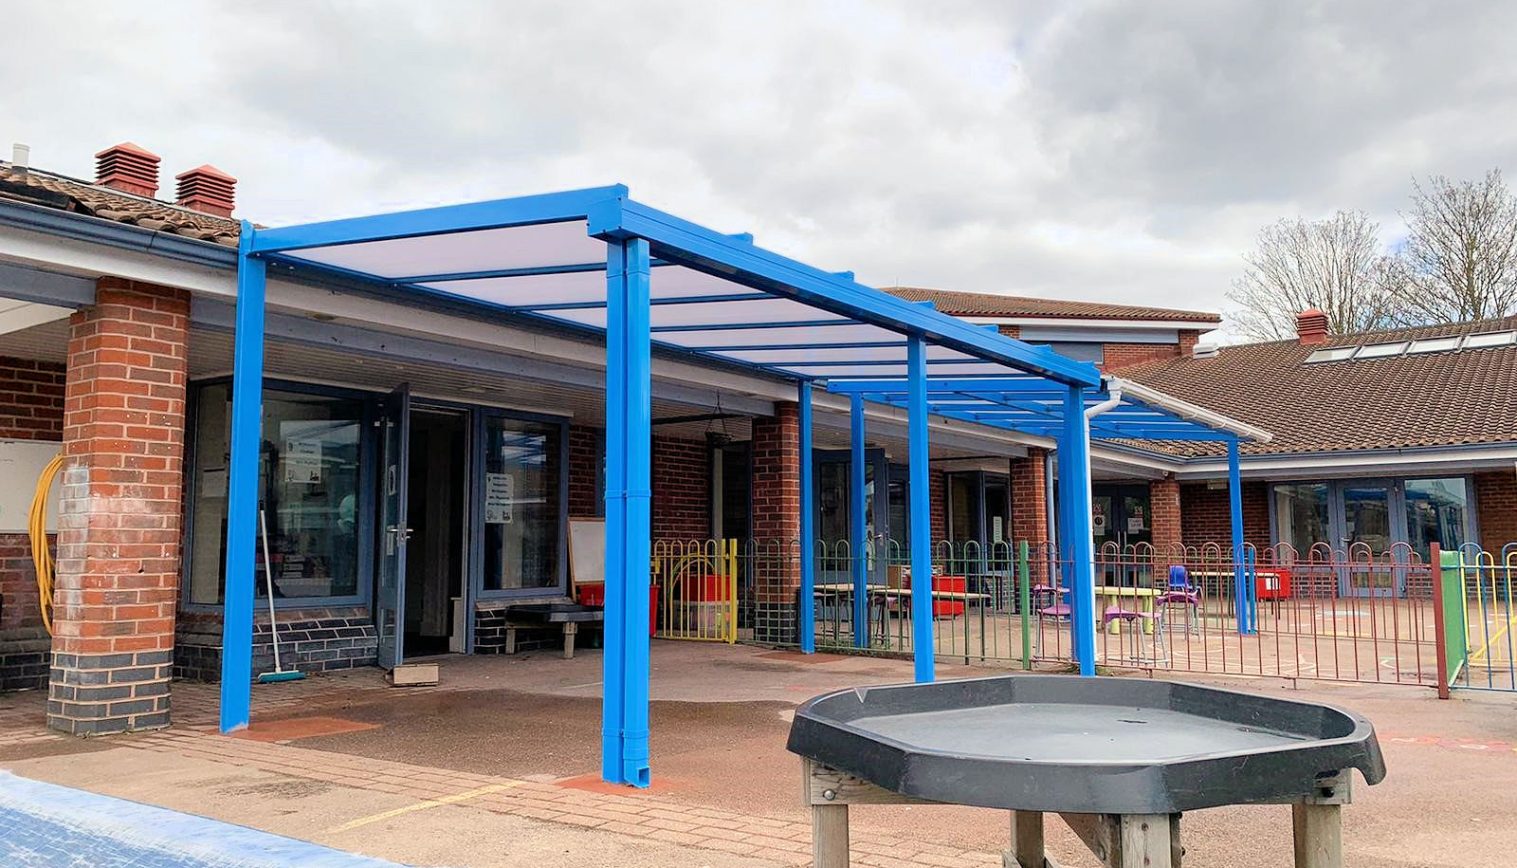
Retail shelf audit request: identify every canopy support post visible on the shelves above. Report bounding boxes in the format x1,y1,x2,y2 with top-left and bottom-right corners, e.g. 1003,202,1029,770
850,394,868,649
1228,437,1253,635
799,380,816,654
601,236,652,787
219,223,265,733
1061,385,1097,676
907,335,934,683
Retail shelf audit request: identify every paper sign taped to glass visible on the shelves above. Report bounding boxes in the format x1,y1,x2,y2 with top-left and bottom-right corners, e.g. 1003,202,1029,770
485,472,514,524
284,439,322,484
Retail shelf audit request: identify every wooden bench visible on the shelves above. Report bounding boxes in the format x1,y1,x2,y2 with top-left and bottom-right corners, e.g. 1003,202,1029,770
503,602,604,659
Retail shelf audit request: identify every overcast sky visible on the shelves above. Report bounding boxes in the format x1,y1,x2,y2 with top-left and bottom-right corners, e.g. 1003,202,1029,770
5,2,1516,331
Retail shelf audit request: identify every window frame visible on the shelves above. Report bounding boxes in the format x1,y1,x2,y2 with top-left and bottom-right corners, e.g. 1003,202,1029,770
471,406,571,602
180,377,378,612
1266,474,1481,560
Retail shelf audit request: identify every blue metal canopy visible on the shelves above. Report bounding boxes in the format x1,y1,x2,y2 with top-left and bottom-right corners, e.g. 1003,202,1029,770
247,184,1103,389
216,183,1266,792
824,375,1272,445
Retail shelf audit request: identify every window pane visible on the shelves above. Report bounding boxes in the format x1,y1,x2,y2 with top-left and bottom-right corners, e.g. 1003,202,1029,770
187,385,365,603
1274,483,1330,557
1404,477,1469,560
482,416,561,591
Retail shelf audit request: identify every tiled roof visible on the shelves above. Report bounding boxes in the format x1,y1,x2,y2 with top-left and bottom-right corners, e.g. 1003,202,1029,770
886,286,1221,325
0,164,239,246
1117,316,1517,456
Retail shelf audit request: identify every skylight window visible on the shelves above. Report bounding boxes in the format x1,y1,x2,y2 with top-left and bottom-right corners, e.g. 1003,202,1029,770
1407,336,1462,354
1304,329,1516,362
1464,330,1516,349
1354,341,1408,359
1304,346,1357,363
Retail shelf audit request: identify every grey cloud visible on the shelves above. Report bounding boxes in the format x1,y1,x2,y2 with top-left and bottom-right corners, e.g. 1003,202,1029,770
1,1,1512,324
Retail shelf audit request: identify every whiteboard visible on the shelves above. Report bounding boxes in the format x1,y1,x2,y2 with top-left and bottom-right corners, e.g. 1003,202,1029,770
569,518,606,589
0,440,62,534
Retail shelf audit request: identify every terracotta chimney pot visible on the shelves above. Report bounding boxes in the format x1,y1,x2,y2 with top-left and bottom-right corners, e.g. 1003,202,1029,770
95,142,161,198
174,164,237,217
1296,308,1329,345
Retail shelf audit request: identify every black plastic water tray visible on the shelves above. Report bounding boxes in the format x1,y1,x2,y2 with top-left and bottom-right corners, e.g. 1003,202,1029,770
786,675,1385,814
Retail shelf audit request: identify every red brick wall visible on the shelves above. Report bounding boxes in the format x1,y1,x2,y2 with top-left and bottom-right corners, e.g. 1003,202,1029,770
567,425,710,540
750,404,800,643
1150,478,1183,553
0,357,66,691
567,424,600,518
1102,343,1184,371
1476,470,1517,552
1178,481,1270,552
0,357,65,635
48,279,188,734
652,435,710,540
1010,450,1049,547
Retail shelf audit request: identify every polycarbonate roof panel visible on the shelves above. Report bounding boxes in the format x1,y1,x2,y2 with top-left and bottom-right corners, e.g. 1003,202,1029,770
292,220,601,279
253,185,1269,444
419,264,753,308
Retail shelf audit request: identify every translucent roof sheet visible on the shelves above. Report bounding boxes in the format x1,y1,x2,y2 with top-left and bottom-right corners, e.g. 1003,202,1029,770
246,184,1265,441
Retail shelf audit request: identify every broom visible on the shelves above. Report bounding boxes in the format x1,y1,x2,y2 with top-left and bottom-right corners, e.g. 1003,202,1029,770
256,508,305,684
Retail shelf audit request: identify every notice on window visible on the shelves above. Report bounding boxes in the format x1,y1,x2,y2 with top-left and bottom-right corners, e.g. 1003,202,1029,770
485,472,514,525
201,468,227,498
1092,504,1107,536
284,439,322,484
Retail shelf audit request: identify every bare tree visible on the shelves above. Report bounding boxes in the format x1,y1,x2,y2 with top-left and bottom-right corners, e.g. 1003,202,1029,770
1390,169,1517,323
1228,211,1403,341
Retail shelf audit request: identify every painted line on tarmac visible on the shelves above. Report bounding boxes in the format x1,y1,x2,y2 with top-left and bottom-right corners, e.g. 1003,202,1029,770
326,781,524,833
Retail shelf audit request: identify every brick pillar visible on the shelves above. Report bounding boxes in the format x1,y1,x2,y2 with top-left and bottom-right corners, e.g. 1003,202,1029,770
1150,477,1183,557
750,403,799,644
47,280,188,735
1009,449,1049,549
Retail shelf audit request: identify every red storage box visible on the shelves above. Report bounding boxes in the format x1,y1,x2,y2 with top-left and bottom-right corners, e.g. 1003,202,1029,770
902,575,966,617
1256,568,1291,601
686,574,728,602
576,583,660,636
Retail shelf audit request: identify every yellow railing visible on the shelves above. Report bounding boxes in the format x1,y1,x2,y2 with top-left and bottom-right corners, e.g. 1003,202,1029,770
651,539,739,643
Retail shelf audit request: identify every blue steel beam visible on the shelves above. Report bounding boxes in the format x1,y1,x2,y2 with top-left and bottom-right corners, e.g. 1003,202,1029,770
850,395,868,650
250,185,629,254
906,336,934,682
798,382,816,654
597,201,1100,388
826,378,1056,395
219,223,266,733
601,237,653,788
1061,385,1098,676
1228,438,1254,636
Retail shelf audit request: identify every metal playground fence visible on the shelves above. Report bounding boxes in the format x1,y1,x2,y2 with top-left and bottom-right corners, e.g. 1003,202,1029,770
648,536,1512,694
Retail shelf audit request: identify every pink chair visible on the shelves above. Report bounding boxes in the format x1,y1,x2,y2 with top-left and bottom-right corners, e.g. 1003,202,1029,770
1102,605,1166,664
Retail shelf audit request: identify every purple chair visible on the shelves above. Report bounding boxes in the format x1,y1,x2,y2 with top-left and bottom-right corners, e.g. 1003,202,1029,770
1158,565,1201,634
1102,605,1166,664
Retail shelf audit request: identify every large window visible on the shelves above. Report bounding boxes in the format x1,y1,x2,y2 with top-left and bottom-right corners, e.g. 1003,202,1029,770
187,383,368,605
481,415,563,593
1274,483,1330,556
1404,477,1469,559
1269,477,1475,561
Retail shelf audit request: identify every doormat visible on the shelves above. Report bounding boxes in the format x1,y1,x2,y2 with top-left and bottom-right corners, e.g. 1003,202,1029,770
230,716,380,743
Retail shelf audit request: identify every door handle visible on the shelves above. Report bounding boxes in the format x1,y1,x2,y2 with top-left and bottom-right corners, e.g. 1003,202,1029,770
385,524,413,555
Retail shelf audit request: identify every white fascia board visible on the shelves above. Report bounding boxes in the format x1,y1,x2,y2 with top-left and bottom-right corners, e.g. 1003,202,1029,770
960,315,1220,331
1175,443,1517,480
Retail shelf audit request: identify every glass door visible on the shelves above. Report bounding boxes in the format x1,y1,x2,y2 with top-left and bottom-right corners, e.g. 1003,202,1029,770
1338,482,1400,597
376,384,411,670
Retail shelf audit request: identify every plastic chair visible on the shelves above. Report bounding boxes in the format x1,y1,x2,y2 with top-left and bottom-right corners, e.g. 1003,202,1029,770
1033,587,1072,657
1158,564,1201,634
1102,604,1167,664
